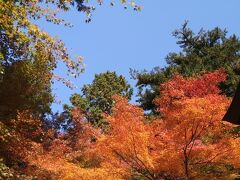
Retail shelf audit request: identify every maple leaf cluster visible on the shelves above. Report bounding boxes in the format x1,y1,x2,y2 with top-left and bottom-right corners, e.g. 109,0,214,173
89,70,235,179
3,70,240,179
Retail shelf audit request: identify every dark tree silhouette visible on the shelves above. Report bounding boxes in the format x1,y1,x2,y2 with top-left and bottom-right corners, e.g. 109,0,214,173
223,83,240,124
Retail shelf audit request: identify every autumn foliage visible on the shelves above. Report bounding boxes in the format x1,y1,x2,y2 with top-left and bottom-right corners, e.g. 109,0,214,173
90,70,234,179
154,70,227,113
2,1,240,179
3,70,240,179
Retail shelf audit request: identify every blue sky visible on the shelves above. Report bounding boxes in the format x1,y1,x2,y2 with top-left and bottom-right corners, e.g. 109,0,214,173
38,0,240,112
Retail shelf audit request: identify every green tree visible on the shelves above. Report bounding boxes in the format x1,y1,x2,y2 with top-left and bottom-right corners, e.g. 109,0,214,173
66,71,133,127
132,22,240,114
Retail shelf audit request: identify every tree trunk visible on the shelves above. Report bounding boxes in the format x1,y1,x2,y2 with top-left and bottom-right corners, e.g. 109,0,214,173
184,160,189,180
223,82,240,124
183,148,190,180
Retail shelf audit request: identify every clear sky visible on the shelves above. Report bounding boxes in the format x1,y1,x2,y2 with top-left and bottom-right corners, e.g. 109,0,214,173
38,0,240,112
